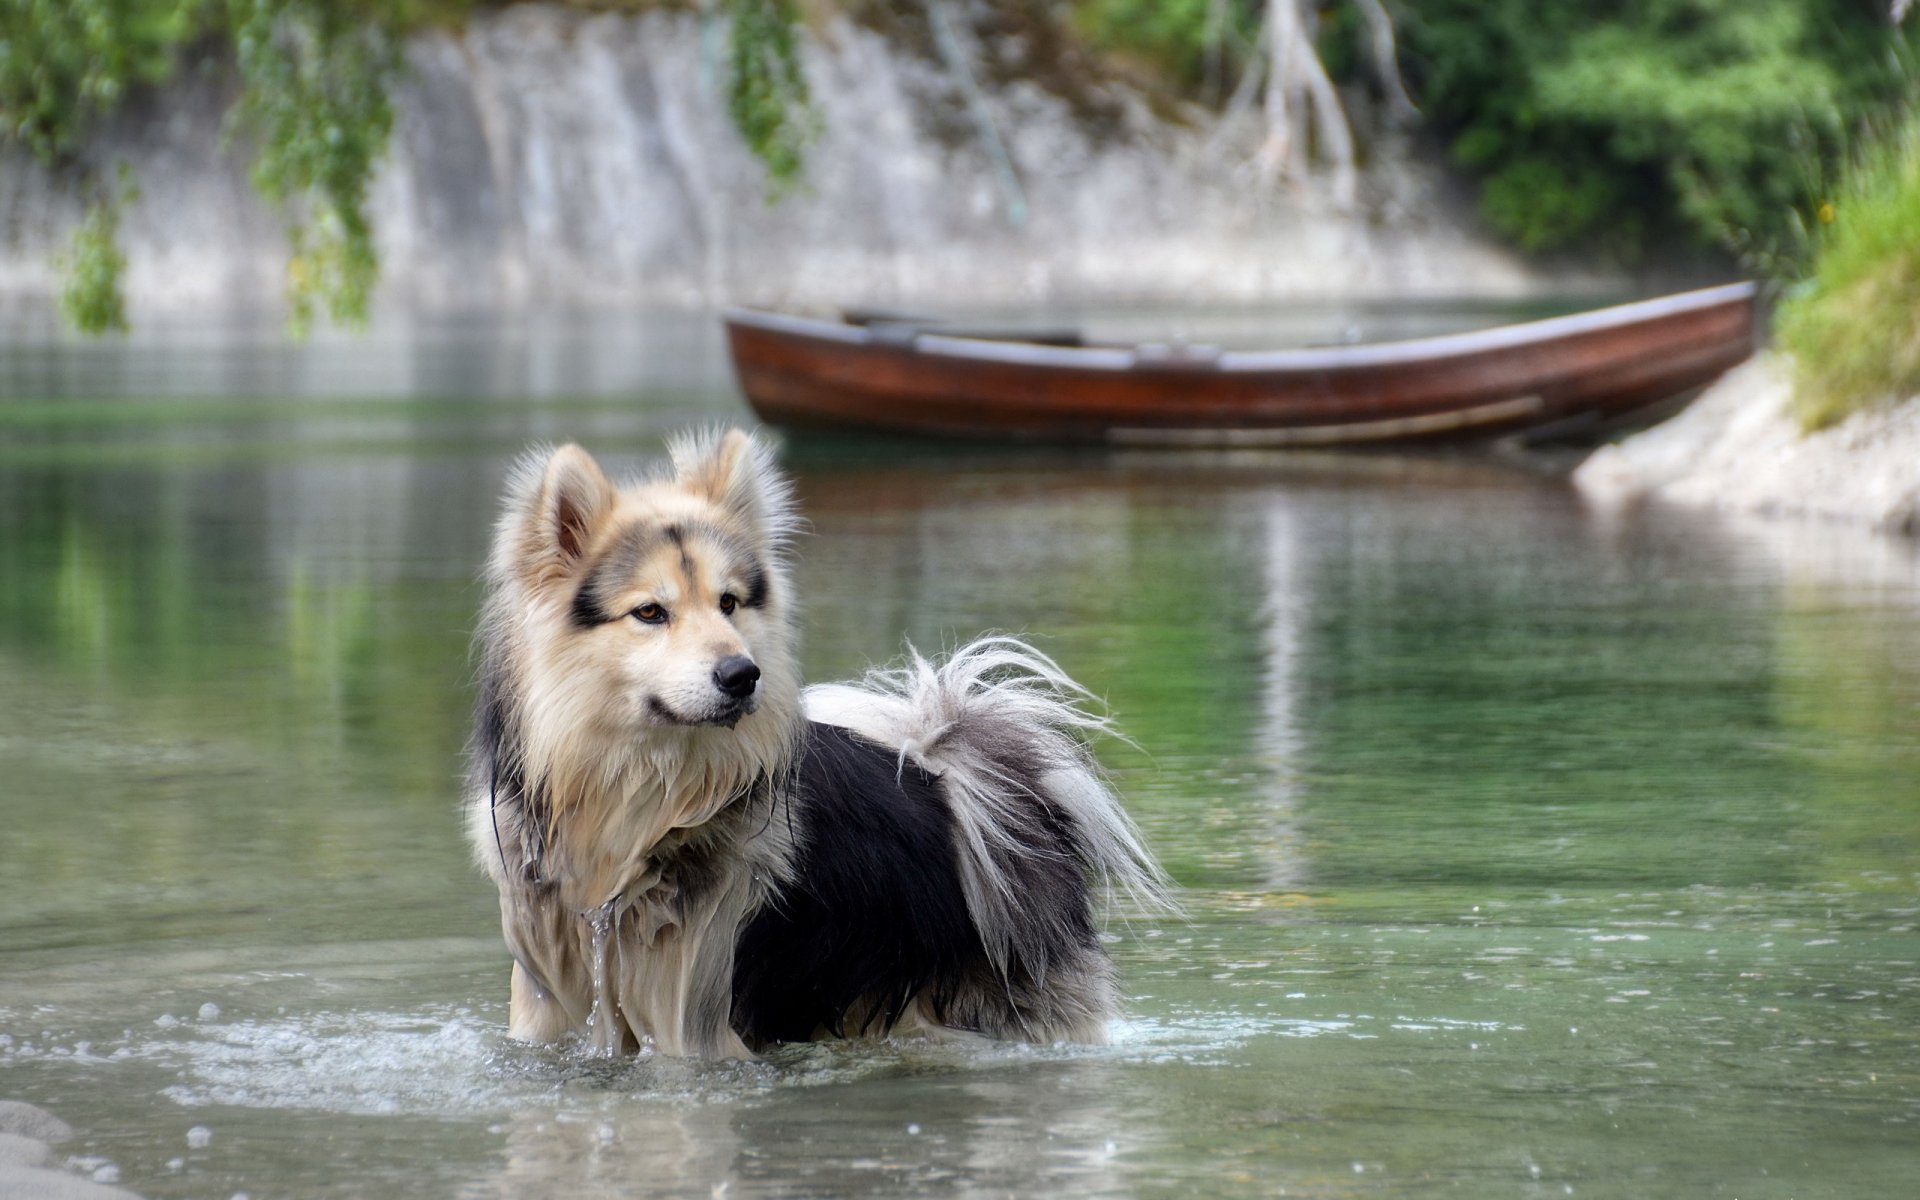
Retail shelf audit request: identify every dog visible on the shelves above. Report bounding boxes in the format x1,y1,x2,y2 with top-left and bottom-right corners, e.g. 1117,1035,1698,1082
466,430,1166,1057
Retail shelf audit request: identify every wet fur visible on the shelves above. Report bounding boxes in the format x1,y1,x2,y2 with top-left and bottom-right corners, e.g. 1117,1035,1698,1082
467,430,1166,1057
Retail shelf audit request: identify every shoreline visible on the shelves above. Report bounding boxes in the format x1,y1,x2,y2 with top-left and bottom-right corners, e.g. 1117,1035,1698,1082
1575,353,1920,538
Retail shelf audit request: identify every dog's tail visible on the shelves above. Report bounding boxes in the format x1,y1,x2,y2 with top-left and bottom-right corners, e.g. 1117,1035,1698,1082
803,636,1172,980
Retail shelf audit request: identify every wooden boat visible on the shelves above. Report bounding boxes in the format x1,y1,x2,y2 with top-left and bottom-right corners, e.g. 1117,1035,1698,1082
723,283,1757,446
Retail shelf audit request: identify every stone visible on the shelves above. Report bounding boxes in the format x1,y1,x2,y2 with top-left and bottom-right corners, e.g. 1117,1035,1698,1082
0,1102,72,1144
0,1165,145,1200
1574,353,1920,534
0,1136,49,1169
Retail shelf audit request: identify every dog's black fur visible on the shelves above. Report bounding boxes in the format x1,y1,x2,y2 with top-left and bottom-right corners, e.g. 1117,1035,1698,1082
732,721,1101,1045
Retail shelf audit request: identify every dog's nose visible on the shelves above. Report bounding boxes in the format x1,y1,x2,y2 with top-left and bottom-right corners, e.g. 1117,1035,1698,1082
713,655,761,700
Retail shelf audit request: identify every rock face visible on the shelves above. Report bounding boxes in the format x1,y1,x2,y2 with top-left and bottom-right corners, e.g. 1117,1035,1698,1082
1575,354,1920,535
0,6,1559,318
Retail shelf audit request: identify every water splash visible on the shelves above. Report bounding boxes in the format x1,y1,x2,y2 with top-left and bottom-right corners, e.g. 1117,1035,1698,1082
6,980,1526,1125
583,901,622,1057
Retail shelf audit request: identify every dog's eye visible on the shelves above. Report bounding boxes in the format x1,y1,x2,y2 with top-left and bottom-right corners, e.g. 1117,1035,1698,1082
631,603,668,625
719,593,738,616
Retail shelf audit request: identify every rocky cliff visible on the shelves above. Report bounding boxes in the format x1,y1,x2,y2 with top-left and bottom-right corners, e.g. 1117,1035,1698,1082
0,5,1563,318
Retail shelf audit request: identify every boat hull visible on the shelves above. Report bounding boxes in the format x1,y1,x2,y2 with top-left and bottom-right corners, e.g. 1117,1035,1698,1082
724,284,1757,445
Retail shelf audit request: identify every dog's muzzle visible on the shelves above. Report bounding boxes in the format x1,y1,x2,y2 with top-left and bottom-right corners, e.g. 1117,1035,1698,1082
699,655,761,728
713,655,760,702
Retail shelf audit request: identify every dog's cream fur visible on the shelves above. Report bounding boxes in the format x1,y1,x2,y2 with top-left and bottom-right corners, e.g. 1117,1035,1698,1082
469,432,802,1056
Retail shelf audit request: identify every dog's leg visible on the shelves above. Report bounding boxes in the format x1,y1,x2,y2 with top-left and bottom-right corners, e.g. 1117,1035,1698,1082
508,961,576,1045
615,889,756,1059
680,895,756,1059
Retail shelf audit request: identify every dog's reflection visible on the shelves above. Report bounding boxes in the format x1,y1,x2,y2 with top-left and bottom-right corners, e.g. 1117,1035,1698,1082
469,1053,1147,1199
476,1101,740,1199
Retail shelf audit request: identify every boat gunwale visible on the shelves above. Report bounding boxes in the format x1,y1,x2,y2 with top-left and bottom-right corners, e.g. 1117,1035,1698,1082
722,282,1757,376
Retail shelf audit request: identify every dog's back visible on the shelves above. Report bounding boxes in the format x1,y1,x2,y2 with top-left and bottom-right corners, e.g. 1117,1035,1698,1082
735,693,1130,1046
733,720,1030,1044
750,636,1170,1046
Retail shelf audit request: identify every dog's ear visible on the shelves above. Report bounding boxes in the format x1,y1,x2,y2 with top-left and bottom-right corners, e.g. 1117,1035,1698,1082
668,428,797,549
526,443,616,569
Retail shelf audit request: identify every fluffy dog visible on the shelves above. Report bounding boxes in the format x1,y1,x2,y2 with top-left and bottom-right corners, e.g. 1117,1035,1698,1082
467,430,1165,1057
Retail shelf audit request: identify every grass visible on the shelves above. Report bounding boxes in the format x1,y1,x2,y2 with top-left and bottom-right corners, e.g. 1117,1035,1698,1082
1775,109,1920,430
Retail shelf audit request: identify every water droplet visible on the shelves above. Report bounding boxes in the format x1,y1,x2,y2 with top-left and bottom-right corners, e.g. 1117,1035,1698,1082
906,1123,921,1135
166,1158,185,1173
92,1165,121,1184
199,1002,221,1021
187,1125,213,1149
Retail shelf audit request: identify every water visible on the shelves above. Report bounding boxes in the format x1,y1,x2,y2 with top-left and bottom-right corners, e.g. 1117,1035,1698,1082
2,309,1917,1198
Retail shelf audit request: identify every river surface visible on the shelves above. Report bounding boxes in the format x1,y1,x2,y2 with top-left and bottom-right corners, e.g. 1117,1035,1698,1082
1,308,1917,1198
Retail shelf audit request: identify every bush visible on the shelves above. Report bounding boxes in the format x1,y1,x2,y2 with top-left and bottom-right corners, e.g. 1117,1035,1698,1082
1775,110,1920,429
1392,0,1919,269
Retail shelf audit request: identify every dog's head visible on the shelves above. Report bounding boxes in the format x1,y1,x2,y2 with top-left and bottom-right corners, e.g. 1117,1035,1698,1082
488,430,801,748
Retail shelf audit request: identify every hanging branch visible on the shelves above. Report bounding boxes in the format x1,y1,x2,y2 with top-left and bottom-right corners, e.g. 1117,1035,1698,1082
1256,0,1357,208
925,0,1028,228
228,0,397,332
724,0,815,195
1352,0,1418,125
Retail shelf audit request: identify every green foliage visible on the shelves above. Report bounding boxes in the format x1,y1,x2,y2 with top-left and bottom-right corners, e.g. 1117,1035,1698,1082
59,169,136,334
0,0,198,161
1475,158,1641,255
0,0,400,333
1392,0,1920,267
228,0,398,331
1073,0,1257,85
726,0,814,195
1775,109,1920,429
0,0,193,334
1073,0,1911,269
